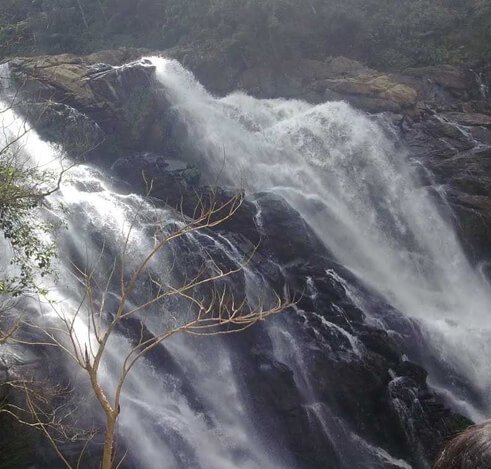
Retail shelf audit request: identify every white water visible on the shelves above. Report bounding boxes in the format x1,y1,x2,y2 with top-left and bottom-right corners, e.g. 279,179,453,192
152,57,491,418
0,91,290,468
2,56,491,468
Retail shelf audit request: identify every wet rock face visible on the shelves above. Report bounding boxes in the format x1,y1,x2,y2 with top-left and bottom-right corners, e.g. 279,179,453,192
363,59,491,264
83,59,166,153
230,338,343,468
105,151,471,467
19,101,106,161
111,153,200,203
393,108,491,263
162,184,470,468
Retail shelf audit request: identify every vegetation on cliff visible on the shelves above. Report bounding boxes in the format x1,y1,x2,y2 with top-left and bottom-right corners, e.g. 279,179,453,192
0,0,490,70
0,112,58,298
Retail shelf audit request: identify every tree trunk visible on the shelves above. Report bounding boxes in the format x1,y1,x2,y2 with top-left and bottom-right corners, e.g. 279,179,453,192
101,414,116,469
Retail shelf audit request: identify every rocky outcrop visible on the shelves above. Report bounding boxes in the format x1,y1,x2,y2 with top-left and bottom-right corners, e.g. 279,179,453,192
195,55,420,113
390,83,491,262
111,153,200,203
8,49,169,162
8,49,151,104
320,74,418,113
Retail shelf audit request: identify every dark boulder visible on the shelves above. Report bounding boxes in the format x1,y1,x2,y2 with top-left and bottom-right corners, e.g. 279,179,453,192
111,153,200,203
19,101,105,161
358,328,400,364
251,192,326,263
395,360,428,386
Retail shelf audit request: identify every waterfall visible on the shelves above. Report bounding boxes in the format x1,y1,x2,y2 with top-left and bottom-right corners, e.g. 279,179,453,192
2,56,491,469
0,86,297,468
150,58,491,418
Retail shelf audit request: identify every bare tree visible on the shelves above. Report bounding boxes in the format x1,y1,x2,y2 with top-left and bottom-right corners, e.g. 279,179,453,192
0,76,106,468
0,62,289,469
14,188,292,469
1,374,95,467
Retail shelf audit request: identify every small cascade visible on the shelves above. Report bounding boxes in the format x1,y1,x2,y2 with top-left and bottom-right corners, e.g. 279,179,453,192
471,69,489,100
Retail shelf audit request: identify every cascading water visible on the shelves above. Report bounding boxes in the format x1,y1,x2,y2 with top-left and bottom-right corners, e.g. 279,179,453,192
2,56,491,469
150,58,491,418
0,99,290,468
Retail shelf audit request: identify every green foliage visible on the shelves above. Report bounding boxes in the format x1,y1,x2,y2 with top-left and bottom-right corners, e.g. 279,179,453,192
0,0,490,69
473,0,491,57
0,136,57,297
